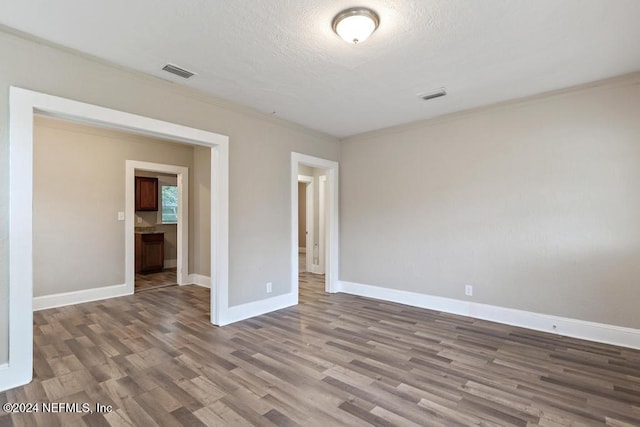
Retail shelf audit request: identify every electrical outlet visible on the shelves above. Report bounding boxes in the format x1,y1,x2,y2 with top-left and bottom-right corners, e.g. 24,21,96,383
465,285,473,296
117,211,125,221
137,217,142,224
266,282,273,293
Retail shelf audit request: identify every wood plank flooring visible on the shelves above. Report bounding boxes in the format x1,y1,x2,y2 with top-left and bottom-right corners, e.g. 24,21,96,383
1,272,639,426
135,268,177,292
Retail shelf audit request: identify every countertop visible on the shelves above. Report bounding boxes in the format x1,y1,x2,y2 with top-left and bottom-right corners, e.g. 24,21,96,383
135,227,164,234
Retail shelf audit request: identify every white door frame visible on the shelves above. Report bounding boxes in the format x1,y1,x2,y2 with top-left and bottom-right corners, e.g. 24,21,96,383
4,87,229,392
127,161,189,291
291,153,339,294
318,175,327,274
297,175,314,273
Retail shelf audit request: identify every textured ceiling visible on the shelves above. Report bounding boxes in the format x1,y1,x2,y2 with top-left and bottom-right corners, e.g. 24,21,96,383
1,0,639,138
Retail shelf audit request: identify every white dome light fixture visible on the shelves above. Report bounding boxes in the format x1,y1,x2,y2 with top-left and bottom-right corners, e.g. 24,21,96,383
332,7,379,45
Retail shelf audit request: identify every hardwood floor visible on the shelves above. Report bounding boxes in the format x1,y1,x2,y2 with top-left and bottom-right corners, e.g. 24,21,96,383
135,268,177,292
299,251,306,273
1,273,639,426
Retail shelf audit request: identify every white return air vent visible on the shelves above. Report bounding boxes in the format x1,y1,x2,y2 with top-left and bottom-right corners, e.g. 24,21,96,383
418,88,447,101
162,63,196,79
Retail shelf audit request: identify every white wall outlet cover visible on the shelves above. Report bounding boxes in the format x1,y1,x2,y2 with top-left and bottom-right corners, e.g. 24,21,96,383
117,211,125,221
465,285,473,296
137,217,142,224
266,282,273,293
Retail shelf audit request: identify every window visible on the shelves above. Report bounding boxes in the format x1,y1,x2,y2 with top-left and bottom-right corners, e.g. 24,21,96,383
160,184,178,224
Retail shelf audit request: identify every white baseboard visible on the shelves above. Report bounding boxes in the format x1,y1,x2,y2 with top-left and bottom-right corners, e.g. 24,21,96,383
310,264,324,275
188,273,211,288
164,259,177,269
33,283,130,311
184,275,295,325
222,292,297,325
337,280,640,350
0,363,7,371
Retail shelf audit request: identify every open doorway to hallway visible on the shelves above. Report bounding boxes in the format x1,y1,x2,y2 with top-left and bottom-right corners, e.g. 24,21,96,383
293,154,338,298
297,174,313,274
297,164,327,284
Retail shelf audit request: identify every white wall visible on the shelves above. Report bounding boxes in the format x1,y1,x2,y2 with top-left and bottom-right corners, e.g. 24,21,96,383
340,73,640,329
0,29,339,364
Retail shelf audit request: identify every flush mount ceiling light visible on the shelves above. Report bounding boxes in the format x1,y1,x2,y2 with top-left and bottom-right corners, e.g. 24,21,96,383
332,7,379,44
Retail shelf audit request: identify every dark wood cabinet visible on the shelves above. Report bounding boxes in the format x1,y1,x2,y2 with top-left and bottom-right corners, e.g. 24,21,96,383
135,232,164,274
135,176,158,211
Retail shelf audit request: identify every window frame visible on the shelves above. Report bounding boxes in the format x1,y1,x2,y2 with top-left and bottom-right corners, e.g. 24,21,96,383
157,179,179,225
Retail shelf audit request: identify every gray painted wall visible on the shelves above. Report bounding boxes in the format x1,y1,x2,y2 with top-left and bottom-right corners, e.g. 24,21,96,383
191,146,211,276
0,29,339,364
340,74,640,329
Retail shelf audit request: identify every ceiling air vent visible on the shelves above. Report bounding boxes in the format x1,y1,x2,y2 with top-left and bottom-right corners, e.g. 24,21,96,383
162,63,196,79
418,88,447,101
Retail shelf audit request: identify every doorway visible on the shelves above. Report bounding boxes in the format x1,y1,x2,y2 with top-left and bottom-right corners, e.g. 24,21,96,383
298,175,313,274
131,167,186,293
291,153,339,298
5,87,229,392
